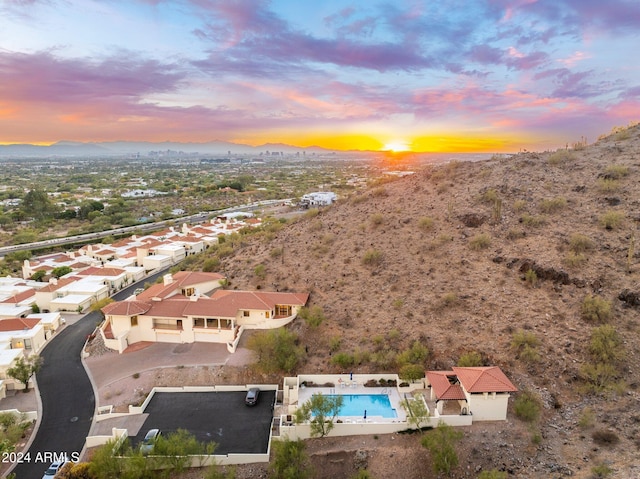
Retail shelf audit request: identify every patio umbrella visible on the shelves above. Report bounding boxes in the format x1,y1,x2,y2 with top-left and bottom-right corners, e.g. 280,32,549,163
364,410,367,420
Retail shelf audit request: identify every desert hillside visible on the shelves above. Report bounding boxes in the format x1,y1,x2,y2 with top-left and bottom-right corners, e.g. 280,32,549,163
218,124,640,478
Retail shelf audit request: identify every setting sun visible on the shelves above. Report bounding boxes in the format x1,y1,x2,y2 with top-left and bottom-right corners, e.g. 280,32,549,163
382,141,411,152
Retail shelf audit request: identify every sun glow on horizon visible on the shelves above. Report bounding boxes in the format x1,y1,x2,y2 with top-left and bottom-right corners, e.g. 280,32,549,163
382,140,411,152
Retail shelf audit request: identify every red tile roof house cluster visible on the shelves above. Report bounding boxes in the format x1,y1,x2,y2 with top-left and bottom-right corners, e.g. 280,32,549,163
425,366,518,421
100,271,309,353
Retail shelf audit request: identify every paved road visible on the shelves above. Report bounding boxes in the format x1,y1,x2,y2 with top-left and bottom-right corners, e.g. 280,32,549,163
9,269,169,479
10,312,98,479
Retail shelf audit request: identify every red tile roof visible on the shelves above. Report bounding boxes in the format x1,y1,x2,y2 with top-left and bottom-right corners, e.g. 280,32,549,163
426,371,467,400
452,367,518,393
1,289,36,304
0,317,41,331
37,277,78,292
102,300,151,316
78,266,126,277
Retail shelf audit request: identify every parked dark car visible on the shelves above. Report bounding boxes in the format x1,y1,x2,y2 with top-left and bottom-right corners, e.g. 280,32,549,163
245,387,260,406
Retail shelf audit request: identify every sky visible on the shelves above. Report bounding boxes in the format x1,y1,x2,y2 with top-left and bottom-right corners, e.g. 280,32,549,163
0,0,639,153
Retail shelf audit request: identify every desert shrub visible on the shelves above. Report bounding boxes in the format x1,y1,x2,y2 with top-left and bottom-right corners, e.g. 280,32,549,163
270,247,284,258
304,208,320,219
597,178,619,193
371,349,397,369
217,244,234,258
399,364,425,382
524,268,537,287
370,213,384,226
591,463,614,478
254,264,266,279
421,422,463,476
539,196,567,214
309,219,323,232
589,324,625,364
481,188,499,203
418,217,435,231
247,328,304,374
457,351,483,367
350,194,367,205
270,439,312,479
469,233,491,250
438,292,458,309
512,199,527,212
581,295,612,323
569,233,594,253
599,210,624,230
329,336,342,353
478,470,508,479
396,341,429,366
580,363,619,392
564,252,586,267
591,429,619,446
331,352,356,369
604,164,629,179
202,257,220,272
548,149,574,165
578,407,596,429
298,305,326,328
362,249,384,266
506,229,526,240
520,213,546,227
371,187,388,197
392,298,404,310
513,390,541,422
511,330,540,363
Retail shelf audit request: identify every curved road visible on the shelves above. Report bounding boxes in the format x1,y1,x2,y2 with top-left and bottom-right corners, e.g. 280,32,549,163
10,270,168,479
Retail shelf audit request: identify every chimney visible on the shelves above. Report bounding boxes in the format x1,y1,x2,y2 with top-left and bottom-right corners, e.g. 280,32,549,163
163,274,173,286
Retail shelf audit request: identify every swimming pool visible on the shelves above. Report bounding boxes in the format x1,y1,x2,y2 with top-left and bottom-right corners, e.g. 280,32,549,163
325,394,397,418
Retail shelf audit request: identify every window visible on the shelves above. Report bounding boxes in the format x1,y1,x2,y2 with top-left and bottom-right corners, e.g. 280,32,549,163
207,318,217,328
24,338,32,350
194,318,205,328
183,287,195,296
131,316,138,326
243,310,250,317
265,311,270,318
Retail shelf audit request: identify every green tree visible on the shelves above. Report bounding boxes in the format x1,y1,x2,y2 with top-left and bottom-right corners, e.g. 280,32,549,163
401,393,431,431
398,364,424,382
30,270,47,281
421,422,463,476
153,428,217,474
457,351,483,367
21,188,57,219
269,439,312,479
7,356,43,392
247,328,304,373
52,266,73,278
295,393,344,437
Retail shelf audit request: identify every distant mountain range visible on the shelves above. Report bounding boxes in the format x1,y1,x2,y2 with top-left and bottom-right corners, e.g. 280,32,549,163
0,140,348,158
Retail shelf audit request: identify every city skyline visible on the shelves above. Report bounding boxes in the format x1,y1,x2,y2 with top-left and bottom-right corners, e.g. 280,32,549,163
1,0,639,153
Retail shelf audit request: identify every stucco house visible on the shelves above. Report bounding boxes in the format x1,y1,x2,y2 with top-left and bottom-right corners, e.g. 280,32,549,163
425,366,518,421
0,318,46,354
101,275,309,353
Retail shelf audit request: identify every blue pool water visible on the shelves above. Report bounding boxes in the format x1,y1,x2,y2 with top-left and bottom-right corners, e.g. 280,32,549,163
325,394,397,418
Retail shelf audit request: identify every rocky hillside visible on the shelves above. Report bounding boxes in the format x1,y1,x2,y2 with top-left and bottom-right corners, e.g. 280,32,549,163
218,124,640,478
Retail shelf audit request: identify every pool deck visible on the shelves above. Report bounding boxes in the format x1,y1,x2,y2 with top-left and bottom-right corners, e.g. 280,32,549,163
296,385,408,423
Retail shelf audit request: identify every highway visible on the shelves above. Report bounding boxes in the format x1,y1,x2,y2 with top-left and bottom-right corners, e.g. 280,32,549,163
0,199,290,256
